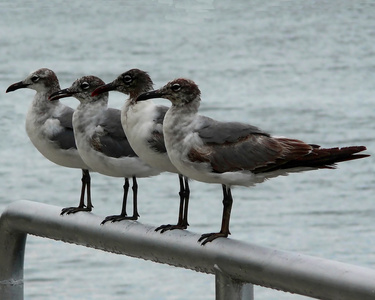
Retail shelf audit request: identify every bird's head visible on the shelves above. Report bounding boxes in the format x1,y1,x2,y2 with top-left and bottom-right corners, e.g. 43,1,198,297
136,78,201,107
91,69,153,100
6,68,60,94
49,76,107,104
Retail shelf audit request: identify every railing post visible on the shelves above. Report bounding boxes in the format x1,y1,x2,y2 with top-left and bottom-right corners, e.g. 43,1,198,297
0,210,26,300
215,265,254,300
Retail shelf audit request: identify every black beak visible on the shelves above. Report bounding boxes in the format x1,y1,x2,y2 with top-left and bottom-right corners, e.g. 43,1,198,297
91,82,117,97
6,81,30,93
48,88,75,101
136,90,164,102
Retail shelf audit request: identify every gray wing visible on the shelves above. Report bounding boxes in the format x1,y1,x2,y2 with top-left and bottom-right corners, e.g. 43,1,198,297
91,108,137,158
197,116,269,144
50,107,77,150
189,117,312,173
147,105,169,154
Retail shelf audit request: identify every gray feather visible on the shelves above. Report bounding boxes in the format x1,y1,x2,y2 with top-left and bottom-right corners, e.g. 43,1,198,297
147,105,168,153
189,134,283,173
50,107,77,150
92,108,137,158
189,118,313,173
197,116,270,144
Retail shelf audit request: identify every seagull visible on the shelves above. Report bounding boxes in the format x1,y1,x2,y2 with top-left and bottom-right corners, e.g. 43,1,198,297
91,69,190,232
136,78,370,245
6,68,93,215
49,75,161,223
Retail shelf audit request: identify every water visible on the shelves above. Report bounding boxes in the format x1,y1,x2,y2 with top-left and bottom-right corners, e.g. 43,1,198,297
1,1,374,299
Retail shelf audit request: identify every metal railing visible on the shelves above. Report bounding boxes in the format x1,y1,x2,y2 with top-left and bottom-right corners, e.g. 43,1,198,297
1,200,375,300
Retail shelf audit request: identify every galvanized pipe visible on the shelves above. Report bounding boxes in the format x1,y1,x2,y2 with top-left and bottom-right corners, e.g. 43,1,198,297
215,265,254,300
1,200,375,300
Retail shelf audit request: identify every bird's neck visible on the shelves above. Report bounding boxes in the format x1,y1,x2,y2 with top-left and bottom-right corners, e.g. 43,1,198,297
125,96,153,111
164,103,197,140
77,99,107,112
31,90,59,115
172,96,200,112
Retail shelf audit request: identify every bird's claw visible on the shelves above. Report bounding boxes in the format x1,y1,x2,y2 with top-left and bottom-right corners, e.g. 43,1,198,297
60,206,92,215
155,223,188,233
198,232,229,245
101,214,138,225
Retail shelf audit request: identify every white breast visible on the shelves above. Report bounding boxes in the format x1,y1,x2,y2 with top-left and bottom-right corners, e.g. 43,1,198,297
73,105,159,178
122,101,177,173
25,102,88,169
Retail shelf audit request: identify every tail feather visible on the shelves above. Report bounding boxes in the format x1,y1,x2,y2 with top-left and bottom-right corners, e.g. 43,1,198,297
254,146,369,174
296,146,369,168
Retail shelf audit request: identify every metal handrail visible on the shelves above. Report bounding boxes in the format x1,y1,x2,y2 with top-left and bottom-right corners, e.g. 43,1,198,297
1,200,375,300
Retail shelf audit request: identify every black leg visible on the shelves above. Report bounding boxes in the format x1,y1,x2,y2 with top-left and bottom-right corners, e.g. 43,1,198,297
78,170,87,208
130,176,140,220
177,174,185,225
181,176,190,227
83,169,93,210
120,177,130,217
101,177,139,224
156,174,190,232
198,184,233,245
61,169,93,215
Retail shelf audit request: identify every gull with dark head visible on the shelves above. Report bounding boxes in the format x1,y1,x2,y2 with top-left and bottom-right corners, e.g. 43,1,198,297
91,69,190,232
49,75,160,223
136,78,370,245
6,68,93,215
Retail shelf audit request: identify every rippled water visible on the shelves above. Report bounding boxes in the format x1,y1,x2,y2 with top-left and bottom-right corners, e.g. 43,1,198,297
1,1,375,299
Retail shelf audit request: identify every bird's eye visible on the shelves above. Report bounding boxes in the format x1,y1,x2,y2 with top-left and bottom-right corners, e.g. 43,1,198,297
123,74,133,84
31,75,40,83
81,82,90,90
171,83,181,92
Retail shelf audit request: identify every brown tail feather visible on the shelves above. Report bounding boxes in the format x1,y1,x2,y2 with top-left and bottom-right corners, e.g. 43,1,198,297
296,146,369,168
254,146,369,174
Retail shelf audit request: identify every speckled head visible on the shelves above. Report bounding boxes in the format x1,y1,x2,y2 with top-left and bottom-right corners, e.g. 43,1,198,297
136,78,201,107
6,68,60,94
49,75,107,103
91,68,153,99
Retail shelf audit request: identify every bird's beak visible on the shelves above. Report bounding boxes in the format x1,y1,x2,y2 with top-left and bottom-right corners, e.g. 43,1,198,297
91,82,117,97
136,89,164,102
6,81,30,93
48,89,75,101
